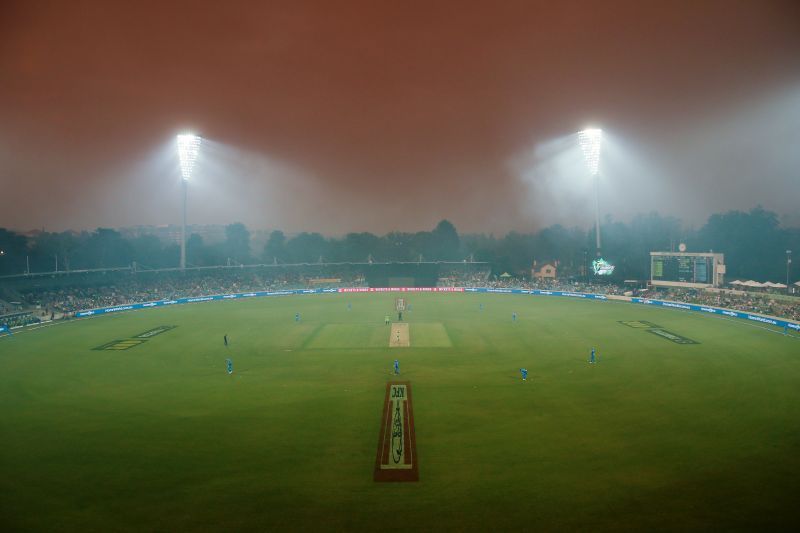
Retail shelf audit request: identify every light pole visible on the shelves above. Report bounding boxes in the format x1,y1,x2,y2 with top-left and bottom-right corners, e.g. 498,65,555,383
787,250,792,295
578,128,603,257
176,134,202,270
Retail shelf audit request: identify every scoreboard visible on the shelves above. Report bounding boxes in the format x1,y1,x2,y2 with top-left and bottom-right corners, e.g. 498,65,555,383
650,252,725,287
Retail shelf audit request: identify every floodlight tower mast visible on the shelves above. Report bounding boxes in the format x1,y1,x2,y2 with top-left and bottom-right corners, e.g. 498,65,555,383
177,134,202,270
578,128,603,257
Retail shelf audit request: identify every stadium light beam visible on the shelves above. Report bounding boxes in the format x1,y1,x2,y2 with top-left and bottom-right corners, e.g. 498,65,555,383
578,128,603,256
176,134,202,270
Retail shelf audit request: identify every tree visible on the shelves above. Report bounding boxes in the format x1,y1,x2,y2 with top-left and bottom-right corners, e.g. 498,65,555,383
187,233,204,266
0,228,29,275
695,207,783,280
285,232,328,263
76,228,133,269
263,230,286,263
129,234,174,269
339,232,380,262
224,223,251,264
430,220,460,260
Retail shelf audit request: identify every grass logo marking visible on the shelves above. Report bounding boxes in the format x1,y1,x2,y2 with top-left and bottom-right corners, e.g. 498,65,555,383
620,320,699,344
134,325,176,338
647,329,699,344
374,381,418,482
94,326,176,350
619,320,662,329
93,339,147,351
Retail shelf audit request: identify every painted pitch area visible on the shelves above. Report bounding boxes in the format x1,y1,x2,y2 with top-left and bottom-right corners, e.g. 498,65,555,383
1,293,799,531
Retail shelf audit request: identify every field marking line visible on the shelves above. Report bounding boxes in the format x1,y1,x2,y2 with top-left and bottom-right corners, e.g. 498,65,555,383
703,313,799,339
389,323,410,348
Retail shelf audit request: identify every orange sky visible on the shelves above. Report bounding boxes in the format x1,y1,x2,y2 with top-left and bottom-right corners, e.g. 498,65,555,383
2,0,800,233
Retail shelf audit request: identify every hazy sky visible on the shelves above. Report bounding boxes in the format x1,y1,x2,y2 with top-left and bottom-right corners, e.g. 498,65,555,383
2,0,800,234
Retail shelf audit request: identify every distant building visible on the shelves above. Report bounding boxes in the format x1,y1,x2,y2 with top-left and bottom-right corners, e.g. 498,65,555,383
532,261,557,279
118,224,227,245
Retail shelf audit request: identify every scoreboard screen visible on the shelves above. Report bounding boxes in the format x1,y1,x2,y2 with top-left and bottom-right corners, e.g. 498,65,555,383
651,255,714,284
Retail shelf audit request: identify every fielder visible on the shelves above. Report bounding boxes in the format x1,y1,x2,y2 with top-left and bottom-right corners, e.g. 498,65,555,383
394,359,400,375
226,358,233,374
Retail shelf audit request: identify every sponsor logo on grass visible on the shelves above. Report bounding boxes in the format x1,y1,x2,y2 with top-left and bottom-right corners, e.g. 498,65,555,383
133,325,176,339
374,382,418,482
647,329,699,344
619,320,662,329
94,326,175,349
93,339,147,351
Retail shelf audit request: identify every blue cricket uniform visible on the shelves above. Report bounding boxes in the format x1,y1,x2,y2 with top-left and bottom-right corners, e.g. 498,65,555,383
295,313,300,322
226,358,233,374
512,312,517,322
520,368,528,380
590,348,596,364
394,360,400,375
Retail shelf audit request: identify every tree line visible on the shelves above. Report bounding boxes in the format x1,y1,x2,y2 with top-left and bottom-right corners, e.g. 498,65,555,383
0,208,797,283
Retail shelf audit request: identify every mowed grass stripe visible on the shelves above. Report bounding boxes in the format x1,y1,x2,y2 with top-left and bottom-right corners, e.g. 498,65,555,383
409,322,452,347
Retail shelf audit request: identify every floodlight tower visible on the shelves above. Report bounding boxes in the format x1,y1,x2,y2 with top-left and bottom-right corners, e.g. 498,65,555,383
578,128,603,257
177,134,202,270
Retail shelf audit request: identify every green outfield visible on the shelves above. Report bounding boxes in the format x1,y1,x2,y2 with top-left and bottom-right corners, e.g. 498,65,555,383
1,293,799,531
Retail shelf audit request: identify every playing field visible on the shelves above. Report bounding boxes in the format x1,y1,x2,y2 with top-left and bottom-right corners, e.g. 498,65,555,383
1,293,799,531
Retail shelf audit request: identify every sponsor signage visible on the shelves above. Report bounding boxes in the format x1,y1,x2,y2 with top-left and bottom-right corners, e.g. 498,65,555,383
69,287,799,332
592,257,616,276
338,287,464,293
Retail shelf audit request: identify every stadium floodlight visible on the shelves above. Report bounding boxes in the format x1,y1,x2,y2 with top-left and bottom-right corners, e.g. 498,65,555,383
578,127,604,257
578,128,602,177
176,133,202,269
177,134,202,181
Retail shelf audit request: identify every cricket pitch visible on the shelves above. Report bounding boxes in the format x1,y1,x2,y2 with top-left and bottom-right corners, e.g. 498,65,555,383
389,322,410,347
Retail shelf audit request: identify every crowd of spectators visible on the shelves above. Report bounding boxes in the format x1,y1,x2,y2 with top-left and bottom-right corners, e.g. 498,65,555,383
436,268,490,288
4,268,799,325
644,287,800,322
0,311,41,328
15,269,367,318
436,272,800,321
437,272,628,295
